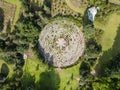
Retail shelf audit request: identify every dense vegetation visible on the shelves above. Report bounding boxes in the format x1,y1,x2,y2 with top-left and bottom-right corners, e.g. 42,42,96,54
0,7,4,31
0,0,120,90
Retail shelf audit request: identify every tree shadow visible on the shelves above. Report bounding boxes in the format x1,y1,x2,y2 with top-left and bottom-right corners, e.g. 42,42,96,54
36,69,60,90
21,71,35,90
0,7,4,31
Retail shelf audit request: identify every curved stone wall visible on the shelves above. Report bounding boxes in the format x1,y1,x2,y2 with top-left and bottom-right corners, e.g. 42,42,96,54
39,20,85,67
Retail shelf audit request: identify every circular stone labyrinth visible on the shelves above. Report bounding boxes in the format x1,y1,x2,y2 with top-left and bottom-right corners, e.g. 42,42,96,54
38,20,85,67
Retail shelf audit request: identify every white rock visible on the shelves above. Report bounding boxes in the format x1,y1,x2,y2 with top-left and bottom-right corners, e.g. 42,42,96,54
87,7,98,22
23,54,27,60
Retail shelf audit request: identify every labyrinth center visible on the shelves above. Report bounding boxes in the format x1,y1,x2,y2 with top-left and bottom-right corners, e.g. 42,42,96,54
39,20,85,67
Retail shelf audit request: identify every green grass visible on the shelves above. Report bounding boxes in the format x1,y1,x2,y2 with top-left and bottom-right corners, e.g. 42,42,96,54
23,51,81,90
94,13,120,73
4,0,22,31
58,63,81,90
95,14,120,51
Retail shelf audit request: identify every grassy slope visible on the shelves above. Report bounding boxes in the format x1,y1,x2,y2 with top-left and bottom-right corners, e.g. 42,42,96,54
100,14,120,51
94,13,120,72
4,0,22,30
24,54,81,90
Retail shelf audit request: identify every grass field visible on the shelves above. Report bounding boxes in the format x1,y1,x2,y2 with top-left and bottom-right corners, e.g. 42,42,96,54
23,52,81,90
95,14,120,51
94,13,120,73
4,0,22,30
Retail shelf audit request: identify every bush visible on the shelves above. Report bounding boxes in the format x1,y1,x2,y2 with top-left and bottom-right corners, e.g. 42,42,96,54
79,61,90,78
84,39,102,60
1,63,9,77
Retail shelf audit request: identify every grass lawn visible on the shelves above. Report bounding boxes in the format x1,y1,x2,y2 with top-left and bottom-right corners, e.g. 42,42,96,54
23,52,81,90
95,13,120,51
58,63,81,90
4,0,22,31
94,13,120,73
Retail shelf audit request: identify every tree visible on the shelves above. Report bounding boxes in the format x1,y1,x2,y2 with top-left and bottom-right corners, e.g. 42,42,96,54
0,7,4,31
15,21,39,45
84,39,102,60
79,61,90,78
0,63,9,83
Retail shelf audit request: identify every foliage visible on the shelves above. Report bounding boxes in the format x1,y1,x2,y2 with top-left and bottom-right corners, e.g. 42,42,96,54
83,24,95,40
104,53,120,77
0,0,120,90
92,77,120,90
79,61,90,78
95,28,104,43
0,63,9,84
15,21,39,45
0,7,4,31
82,8,95,40
1,63,9,77
22,71,35,90
84,39,102,60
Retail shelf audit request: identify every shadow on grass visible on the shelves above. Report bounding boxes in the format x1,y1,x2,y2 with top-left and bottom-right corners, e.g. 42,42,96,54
21,71,35,90
36,69,60,90
95,25,120,76
0,7,4,31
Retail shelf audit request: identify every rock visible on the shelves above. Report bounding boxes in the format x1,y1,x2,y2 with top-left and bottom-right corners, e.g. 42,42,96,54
38,20,85,67
87,7,98,22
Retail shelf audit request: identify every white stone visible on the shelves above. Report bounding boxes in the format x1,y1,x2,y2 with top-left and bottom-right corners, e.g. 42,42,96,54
56,38,66,49
23,54,27,60
87,7,98,22
91,70,97,76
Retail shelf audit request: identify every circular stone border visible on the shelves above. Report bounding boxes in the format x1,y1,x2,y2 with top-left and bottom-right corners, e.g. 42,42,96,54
38,20,85,67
